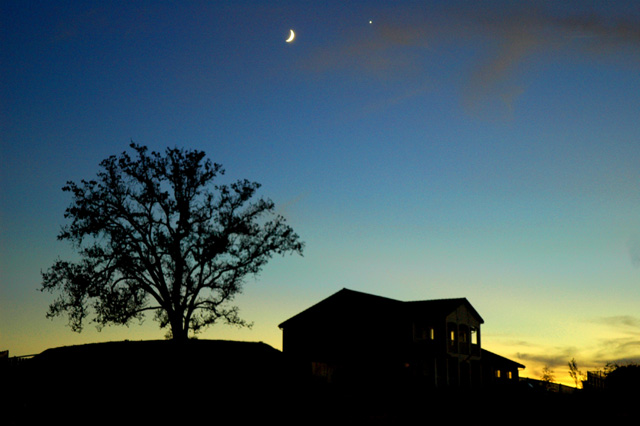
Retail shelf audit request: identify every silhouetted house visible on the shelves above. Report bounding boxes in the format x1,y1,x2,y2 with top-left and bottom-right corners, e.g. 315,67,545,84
278,288,524,389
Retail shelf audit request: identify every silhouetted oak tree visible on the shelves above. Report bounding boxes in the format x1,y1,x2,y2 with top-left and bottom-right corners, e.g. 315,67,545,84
41,143,304,341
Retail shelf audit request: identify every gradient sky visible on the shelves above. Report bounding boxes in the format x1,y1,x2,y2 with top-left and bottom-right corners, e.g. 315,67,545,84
2,0,640,386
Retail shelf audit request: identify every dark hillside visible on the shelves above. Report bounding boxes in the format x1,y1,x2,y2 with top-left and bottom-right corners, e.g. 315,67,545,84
8,340,290,425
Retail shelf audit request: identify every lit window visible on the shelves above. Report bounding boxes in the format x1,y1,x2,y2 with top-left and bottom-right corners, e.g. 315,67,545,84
450,330,455,342
430,327,435,340
508,371,513,379
470,328,478,345
495,370,501,378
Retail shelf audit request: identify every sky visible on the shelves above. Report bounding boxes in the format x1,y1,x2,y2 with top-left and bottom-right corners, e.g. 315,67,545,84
2,0,640,386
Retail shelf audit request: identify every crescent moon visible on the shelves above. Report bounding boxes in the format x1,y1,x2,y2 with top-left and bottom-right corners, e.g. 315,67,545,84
286,29,295,43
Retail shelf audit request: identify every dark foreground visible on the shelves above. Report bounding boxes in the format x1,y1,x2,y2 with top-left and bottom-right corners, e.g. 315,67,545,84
2,340,636,425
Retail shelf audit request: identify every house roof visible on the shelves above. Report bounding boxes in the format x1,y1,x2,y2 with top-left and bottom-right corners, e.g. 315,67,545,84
278,288,484,328
406,298,484,323
482,348,526,369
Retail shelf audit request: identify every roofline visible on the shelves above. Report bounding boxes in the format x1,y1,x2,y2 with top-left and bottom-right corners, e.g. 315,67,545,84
482,348,526,369
407,297,485,324
278,288,399,328
278,288,484,328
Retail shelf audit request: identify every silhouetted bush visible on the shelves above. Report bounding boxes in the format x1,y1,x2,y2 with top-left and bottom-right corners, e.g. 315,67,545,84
605,363,640,395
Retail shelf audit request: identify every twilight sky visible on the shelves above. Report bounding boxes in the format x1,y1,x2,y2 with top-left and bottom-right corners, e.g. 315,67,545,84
2,0,640,385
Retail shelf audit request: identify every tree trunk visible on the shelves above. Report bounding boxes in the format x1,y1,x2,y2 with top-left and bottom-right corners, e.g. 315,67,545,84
170,316,189,341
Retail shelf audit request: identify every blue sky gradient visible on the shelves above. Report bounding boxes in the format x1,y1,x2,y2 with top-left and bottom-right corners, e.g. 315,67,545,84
2,0,640,385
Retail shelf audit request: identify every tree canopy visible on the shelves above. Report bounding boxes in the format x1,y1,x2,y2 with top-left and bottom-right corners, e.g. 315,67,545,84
41,143,304,340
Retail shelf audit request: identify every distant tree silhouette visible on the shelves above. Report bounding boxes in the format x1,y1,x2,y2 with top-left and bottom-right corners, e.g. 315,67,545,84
568,358,584,389
603,361,619,376
541,366,555,389
41,143,304,340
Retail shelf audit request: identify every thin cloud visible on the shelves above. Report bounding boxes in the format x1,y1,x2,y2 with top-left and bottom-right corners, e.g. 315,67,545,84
593,336,640,361
274,192,308,226
301,4,640,115
627,234,640,267
517,346,576,369
593,315,640,331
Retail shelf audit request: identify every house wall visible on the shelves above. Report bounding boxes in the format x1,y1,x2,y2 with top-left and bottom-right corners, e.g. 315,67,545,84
481,350,524,389
283,311,414,386
446,305,482,358
406,305,483,389
282,309,408,363
483,362,521,387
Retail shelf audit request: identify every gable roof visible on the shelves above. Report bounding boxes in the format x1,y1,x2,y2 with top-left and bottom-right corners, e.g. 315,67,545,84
278,288,483,328
406,298,484,323
277,288,398,329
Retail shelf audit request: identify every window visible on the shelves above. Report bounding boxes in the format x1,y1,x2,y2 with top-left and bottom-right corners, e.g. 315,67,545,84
495,370,501,379
508,371,513,380
413,323,434,341
447,323,457,352
470,327,478,345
